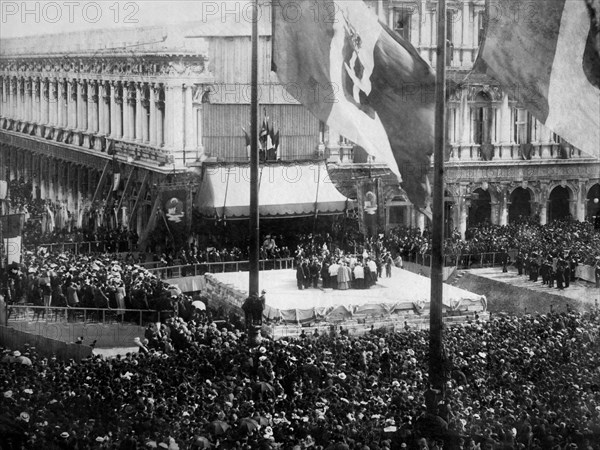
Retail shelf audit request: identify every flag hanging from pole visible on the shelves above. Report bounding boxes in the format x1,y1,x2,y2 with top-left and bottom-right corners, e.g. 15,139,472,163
272,0,435,211
474,0,600,159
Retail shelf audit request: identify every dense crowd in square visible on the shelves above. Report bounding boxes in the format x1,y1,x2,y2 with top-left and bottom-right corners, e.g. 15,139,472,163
2,309,600,449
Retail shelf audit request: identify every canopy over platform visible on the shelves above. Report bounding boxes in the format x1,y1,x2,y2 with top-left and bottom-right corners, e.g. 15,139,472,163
197,162,350,219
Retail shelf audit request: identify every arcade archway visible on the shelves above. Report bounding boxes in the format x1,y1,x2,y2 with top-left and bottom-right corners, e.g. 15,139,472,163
587,183,600,229
468,188,491,227
509,187,531,223
549,186,571,221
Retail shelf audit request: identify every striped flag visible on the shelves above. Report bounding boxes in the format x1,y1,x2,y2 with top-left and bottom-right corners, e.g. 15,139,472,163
475,0,600,158
272,0,435,210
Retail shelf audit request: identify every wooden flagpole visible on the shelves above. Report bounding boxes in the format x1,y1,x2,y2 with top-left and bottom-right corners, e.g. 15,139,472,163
248,0,261,345
429,0,447,403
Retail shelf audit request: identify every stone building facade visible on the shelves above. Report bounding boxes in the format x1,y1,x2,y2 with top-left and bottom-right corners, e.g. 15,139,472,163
0,2,599,244
362,0,600,236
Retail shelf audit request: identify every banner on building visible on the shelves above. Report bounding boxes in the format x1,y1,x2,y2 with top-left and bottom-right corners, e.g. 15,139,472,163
0,180,7,200
113,173,121,192
162,189,188,227
1,214,24,265
356,179,384,238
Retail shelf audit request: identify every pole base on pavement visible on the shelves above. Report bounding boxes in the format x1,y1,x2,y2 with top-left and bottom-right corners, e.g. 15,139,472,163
246,324,262,347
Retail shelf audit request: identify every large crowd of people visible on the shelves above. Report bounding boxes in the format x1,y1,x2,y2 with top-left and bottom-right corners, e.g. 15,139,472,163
3,175,600,448
3,249,190,317
2,309,600,449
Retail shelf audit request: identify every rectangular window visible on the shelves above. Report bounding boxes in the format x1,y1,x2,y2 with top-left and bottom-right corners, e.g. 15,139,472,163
453,108,458,143
514,108,528,144
446,10,455,65
476,10,485,46
446,10,454,46
319,121,327,144
527,112,539,142
493,109,498,143
394,7,413,42
471,107,484,144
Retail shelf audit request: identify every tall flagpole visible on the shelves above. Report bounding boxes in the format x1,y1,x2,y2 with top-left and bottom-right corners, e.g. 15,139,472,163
429,0,447,402
248,0,261,344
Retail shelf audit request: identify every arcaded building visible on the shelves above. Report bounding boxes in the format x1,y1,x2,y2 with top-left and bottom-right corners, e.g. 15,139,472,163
1,0,599,246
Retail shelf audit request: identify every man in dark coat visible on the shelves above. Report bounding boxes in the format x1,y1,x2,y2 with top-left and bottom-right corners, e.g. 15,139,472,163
309,258,321,288
321,259,330,289
296,260,307,290
515,252,524,276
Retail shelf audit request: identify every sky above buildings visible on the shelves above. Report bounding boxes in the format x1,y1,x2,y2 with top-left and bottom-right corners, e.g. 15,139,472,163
1,0,255,38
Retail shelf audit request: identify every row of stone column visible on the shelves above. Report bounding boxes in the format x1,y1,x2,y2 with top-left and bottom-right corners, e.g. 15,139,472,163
1,145,158,235
0,76,186,149
447,94,558,146
2,146,102,213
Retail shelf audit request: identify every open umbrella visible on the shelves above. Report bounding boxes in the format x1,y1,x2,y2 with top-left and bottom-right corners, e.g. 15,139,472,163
192,300,206,310
207,420,230,436
169,285,182,297
191,436,212,449
238,417,259,434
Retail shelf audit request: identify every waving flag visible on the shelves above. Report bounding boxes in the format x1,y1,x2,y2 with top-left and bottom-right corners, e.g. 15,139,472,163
272,0,435,210
475,0,600,159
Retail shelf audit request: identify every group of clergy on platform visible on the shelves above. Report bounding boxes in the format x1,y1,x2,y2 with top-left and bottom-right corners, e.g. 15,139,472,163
295,253,398,290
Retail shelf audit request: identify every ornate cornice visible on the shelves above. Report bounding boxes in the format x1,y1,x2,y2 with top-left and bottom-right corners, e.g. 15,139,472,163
446,162,600,185
0,55,208,79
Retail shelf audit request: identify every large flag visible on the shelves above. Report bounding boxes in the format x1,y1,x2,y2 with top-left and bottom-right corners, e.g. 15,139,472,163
474,0,600,159
272,0,435,211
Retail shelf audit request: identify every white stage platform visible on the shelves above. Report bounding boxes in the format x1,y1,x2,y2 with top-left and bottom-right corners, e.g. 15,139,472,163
207,266,486,324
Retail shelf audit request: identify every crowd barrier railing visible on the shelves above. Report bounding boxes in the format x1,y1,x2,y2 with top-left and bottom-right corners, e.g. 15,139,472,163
406,251,512,270
24,240,135,255
5,305,163,327
145,258,296,279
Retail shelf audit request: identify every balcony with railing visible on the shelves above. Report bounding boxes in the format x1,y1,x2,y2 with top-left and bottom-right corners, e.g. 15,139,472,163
446,142,588,163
